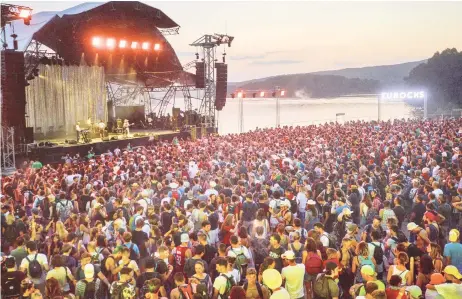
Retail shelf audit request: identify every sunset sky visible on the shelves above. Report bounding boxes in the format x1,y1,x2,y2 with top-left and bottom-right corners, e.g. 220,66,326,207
12,0,462,81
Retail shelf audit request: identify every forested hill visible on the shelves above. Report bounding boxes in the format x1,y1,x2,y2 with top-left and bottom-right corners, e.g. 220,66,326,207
229,60,426,98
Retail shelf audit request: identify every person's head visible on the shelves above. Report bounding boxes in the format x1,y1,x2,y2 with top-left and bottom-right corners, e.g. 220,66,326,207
216,257,228,274
370,290,386,299
123,232,132,243
419,254,434,275
51,255,65,268
326,248,338,260
305,237,317,253
389,275,402,287
324,261,339,277
372,216,381,228
201,220,211,232
121,247,130,259
270,233,281,246
443,265,462,282
230,235,239,246
361,265,377,281
449,229,460,243
144,278,162,296
364,281,379,298
218,243,227,256
314,222,325,233
194,244,205,257
282,250,296,265
45,278,62,298
4,256,16,270
260,257,275,273
357,241,369,257
26,241,37,254
80,253,92,266
427,242,442,259
120,267,133,281
194,260,205,275
395,252,409,266
246,268,258,284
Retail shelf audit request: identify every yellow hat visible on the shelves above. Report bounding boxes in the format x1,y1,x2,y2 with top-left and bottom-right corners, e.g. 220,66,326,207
449,229,460,242
444,265,462,279
262,269,282,290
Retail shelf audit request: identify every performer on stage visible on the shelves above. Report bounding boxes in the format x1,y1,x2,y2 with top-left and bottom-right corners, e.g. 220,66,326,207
147,116,153,128
75,122,82,142
98,120,106,139
123,119,130,137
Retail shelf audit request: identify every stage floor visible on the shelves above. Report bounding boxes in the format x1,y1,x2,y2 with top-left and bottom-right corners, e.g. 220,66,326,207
35,129,176,147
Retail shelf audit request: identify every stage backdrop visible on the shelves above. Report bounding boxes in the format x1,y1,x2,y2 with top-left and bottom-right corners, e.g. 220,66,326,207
25,65,107,136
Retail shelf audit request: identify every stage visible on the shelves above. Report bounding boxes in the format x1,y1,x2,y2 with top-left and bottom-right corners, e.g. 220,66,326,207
27,128,189,164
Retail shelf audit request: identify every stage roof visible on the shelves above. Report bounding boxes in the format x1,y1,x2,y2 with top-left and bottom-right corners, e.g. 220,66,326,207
4,2,179,52
4,1,194,87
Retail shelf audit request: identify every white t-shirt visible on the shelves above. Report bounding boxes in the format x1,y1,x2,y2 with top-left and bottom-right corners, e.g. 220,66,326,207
296,192,307,212
213,273,234,298
320,233,329,247
20,253,48,284
281,264,305,299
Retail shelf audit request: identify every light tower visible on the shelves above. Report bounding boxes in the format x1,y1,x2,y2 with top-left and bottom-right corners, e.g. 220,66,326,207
190,34,234,129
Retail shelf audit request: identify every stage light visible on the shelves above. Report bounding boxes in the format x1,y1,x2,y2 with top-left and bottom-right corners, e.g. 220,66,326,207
106,38,116,49
142,42,150,50
119,40,127,48
19,9,31,18
280,90,285,96
237,92,243,98
154,43,161,51
260,91,265,97
92,37,102,47
131,42,138,49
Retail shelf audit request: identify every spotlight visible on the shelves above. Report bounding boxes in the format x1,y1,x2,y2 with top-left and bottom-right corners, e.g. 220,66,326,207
19,9,31,18
141,42,150,50
154,43,160,51
281,90,285,96
260,91,265,97
237,92,243,98
131,42,138,49
119,40,127,48
92,37,102,48
106,38,116,49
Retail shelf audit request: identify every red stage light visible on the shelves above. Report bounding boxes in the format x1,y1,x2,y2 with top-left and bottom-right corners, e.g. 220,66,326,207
260,91,265,97
131,42,138,49
154,43,161,51
142,42,150,50
106,38,116,49
92,37,102,47
280,90,285,96
119,40,127,48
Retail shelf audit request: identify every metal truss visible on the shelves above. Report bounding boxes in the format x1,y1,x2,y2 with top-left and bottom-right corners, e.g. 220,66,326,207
23,39,56,80
190,34,234,128
0,126,16,174
159,26,180,36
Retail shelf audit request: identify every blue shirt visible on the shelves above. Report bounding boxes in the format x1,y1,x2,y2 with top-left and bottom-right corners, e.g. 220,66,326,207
124,242,140,256
444,242,462,273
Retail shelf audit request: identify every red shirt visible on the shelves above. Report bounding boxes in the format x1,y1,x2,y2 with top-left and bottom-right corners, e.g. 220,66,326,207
386,288,408,299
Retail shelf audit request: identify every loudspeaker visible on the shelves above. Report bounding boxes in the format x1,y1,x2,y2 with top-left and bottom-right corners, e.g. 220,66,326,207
1,50,26,131
215,63,228,111
24,127,34,143
195,62,205,88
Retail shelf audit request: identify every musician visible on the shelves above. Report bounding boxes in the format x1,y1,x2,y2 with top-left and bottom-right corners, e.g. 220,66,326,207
75,122,82,142
147,116,153,128
98,120,106,139
123,119,130,137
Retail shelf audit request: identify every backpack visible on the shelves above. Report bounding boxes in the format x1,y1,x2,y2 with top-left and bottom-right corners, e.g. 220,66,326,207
111,282,132,299
178,284,194,299
2,274,21,297
227,204,236,215
323,232,337,249
129,214,141,232
26,254,43,279
220,274,236,299
272,200,281,215
57,200,73,222
313,274,332,299
4,223,18,241
371,242,384,265
82,279,97,299
243,281,263,299
91,248,103,265
171,190,180,200
231,247,248,274
289,199,298,214
127,243,139,262
365,208,377,225
305,252,323,275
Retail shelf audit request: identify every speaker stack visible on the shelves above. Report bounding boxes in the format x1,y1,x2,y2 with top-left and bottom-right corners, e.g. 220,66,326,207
215,63,228,111
195,62,205,88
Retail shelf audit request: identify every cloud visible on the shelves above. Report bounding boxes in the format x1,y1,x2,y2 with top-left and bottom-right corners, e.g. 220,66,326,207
230,54,266,61
251,59,303,65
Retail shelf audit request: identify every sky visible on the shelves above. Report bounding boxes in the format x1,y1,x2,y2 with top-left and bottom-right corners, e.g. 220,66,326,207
7,0,462,82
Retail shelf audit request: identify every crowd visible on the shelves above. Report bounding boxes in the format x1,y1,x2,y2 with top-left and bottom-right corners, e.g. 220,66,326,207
2,118,462,299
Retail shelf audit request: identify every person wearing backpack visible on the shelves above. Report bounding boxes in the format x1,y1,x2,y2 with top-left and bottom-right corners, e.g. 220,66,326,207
1,256,26,299
312,262,340,299
171,272,195,299
352,242,375,284
184,245,209,278
109,267,136,299
304,238,323,299
75,264,102,299
240,193,258,233
122,232,141,263
368,230,385,280
212,257,236,299
56,195,74,223
227,235,251,280
19,241,49,294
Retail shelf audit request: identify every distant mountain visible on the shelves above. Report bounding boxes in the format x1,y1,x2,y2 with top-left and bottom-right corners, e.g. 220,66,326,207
311,60,426,87
228,60,427,98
